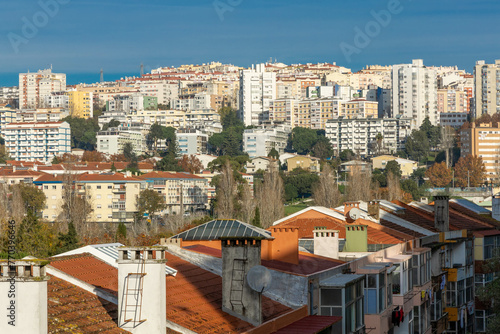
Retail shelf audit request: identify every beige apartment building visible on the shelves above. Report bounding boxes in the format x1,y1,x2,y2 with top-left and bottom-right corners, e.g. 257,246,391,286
19,69,66,109
34,172,146,223
437,89,466,114
340,99,378,119
460,122,500,181
474,60,500,116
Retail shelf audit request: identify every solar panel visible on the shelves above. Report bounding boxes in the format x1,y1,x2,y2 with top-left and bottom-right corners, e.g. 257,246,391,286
172,219,272,241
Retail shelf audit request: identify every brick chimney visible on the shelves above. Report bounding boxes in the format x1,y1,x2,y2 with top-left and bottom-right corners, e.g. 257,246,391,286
221,238,263,326
313,227,340,259
367,200,380,221
117,247,167,334
492,195,500,222
0,259,50,333
434,196,450,232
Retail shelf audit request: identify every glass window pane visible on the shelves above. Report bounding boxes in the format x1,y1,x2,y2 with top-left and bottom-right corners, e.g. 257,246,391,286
321,289,342,306
365,289,377,314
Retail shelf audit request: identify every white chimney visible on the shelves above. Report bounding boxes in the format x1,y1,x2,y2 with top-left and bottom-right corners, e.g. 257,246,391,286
313,228,340,260
117,247,166,334
0,259,50,334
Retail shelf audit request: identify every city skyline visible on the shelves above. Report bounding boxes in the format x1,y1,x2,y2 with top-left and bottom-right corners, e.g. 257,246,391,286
1,0,500,83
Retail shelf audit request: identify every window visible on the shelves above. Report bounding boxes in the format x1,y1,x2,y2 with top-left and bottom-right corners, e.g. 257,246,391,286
96,194,101,199
97,185,101,189
108,194,112,199
108,185,112,189
97,204,101,209
44,185,48,189
97,214,101,219
52,185,56,190
51,195,56,200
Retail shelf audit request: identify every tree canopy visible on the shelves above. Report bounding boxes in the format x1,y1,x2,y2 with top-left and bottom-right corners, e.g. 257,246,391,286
425,162,453,187
62,116,100,150
454,155,486,187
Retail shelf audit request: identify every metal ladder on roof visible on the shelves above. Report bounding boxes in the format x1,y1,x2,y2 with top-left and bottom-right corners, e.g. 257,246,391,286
123,251,147,325
230,258,247,310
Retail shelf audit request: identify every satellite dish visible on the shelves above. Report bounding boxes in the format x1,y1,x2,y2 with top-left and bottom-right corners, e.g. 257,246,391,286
246,265,272,293
349,208,361,221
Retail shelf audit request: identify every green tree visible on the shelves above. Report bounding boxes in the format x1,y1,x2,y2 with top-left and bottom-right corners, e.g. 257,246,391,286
372,169,387,187
400,179,424,201
102,119,121,131
405,130,430,163
385,160,402,178
208,133,224,155
137,189,166,219
56,222,80,254
156,134,182,172
312,136,333,160
116,222,127,241
289,127,318,155
0,145,9,164
419,117,441,149
284,168,319,200
62,116,100,150
268,147,280,160
339,149,355,162
14,183,46,214
375,133,384,154
251,207,261,227
17,210,56,257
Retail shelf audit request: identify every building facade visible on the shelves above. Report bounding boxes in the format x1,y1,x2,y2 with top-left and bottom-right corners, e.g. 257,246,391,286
239,64,276,126
392,59,438,129
325,117,412,158
243,126,289,157
4,121,71,162
19,69,66,109
474,60,500,116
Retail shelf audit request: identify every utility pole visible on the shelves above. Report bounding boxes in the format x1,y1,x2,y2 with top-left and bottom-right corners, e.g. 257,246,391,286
452,170,454,188
468,170,470,188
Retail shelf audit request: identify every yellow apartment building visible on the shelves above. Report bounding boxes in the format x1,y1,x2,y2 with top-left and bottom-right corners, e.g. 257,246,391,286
35,172,146,223
460,122,500,181
286,155,320,173
66,90,93,118
340,99,378,119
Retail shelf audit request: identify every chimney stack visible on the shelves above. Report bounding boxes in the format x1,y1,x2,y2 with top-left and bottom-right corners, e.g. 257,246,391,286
434,195,450,232
313,227,340,259
0,259,50,334
492,195,500,222
367,200,380,221
221,238,263,326
117,247,167,334
344,225,368,252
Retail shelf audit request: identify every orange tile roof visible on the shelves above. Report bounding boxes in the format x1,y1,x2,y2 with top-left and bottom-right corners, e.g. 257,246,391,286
77,172,143,182
50,254,119,296
183,245,345,276
48,275,129,333
274,215,407,245
49,251,292,333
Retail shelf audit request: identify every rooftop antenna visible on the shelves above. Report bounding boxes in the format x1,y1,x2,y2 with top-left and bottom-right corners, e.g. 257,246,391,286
140,63,144,76
100,68,104,83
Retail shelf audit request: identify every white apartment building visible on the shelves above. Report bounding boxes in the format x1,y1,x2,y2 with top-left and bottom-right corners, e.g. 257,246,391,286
176,129,208,155
243,126,289,157
44,92,69,109
19,69,66,109
0,104,17,137
107,93,157,113
392,59,438,129
4,121,71,162
171,93,212,111
0,86,19,102
239,64,277,126
16,108,70,123
139,80,179,105
325,117,412,158
97,126,146,156
474,60,500,116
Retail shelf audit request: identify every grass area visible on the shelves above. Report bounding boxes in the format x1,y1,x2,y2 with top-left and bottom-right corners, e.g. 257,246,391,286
284,202,310,216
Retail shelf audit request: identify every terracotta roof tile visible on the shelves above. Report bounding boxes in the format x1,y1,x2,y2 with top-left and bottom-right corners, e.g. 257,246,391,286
272,315,342,334
140,171,205,180
47,275,128,334
50,253,119,296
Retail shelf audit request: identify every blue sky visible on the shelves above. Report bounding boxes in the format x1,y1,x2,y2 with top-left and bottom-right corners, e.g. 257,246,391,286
1,0,500,82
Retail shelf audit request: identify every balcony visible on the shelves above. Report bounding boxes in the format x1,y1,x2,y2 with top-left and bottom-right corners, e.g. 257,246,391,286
113,185,126,193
